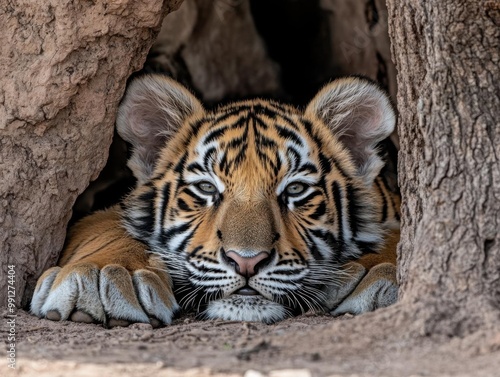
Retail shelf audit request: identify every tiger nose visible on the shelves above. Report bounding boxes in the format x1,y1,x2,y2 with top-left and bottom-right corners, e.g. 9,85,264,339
224,250,271,278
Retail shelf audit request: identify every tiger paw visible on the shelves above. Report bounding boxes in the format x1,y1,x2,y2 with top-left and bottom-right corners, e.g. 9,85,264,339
325,262,398,316
30,262,179,328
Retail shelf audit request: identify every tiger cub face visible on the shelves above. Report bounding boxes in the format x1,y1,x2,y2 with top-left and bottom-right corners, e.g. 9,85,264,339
117,74,395,323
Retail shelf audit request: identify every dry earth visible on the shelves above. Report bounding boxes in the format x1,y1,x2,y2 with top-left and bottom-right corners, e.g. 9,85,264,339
2,309,500,377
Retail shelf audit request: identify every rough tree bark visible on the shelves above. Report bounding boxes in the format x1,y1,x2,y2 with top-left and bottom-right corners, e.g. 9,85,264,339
387,1,500,335
0,0,184,307
148,0,282,103
320,0,396,98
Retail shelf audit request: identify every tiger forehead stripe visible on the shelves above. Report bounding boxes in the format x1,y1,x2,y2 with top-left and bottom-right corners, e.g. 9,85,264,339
201,115,247,146
187,103,311,178
275,124,304,146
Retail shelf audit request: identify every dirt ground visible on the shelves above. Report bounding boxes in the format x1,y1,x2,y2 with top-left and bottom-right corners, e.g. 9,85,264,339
3,308,500,377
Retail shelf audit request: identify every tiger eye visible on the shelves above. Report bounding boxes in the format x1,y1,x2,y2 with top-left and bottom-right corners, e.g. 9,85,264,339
197,181,217,195
285,182,307,196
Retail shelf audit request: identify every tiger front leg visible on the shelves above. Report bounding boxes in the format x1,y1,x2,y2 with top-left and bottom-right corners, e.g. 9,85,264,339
31,208,179,328
324,261,398,316
324,229,400,315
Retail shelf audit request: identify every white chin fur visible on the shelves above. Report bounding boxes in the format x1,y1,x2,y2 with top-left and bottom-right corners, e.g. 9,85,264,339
204,295,289,324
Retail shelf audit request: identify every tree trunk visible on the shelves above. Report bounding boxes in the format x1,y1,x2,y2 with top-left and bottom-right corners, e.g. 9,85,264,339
0,0,183,308
387,0,500,335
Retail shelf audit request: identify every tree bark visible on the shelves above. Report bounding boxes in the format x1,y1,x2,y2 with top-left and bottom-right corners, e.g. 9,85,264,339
150,0,282,103
387,0,500,335
0,0,184,307
320,0,397,98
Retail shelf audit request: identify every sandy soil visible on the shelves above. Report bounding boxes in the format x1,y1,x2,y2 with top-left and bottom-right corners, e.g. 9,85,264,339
3,309,500,377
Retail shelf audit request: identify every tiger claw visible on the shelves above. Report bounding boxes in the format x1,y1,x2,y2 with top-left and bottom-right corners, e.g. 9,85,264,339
107,318,131,328
46,310,62,321
70,310,98,324
31,262,179,327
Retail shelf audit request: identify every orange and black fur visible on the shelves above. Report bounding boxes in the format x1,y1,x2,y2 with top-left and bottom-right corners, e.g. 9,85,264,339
31,75,400,327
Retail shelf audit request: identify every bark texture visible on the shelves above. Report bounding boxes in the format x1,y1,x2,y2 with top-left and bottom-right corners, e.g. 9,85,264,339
148,0,395,103
387,0,500,335
0,0,183,307
148,0,282,103
320,0,396,98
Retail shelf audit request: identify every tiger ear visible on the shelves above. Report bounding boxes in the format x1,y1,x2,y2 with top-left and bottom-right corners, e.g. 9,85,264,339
305,77,395,184
116,74,204,184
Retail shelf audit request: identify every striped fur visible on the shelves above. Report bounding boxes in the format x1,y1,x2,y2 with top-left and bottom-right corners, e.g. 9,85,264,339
32,75,400,325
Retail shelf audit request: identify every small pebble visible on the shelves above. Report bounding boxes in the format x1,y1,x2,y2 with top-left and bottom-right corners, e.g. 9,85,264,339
244,370,266,377
269,369,312,377
129,322,153,331
139,331,154,341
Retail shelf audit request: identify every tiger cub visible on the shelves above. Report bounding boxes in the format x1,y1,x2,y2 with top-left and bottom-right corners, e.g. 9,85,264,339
31,75,400,327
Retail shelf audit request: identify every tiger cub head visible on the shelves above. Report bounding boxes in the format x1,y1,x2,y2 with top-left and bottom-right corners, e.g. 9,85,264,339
117,74,395,323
